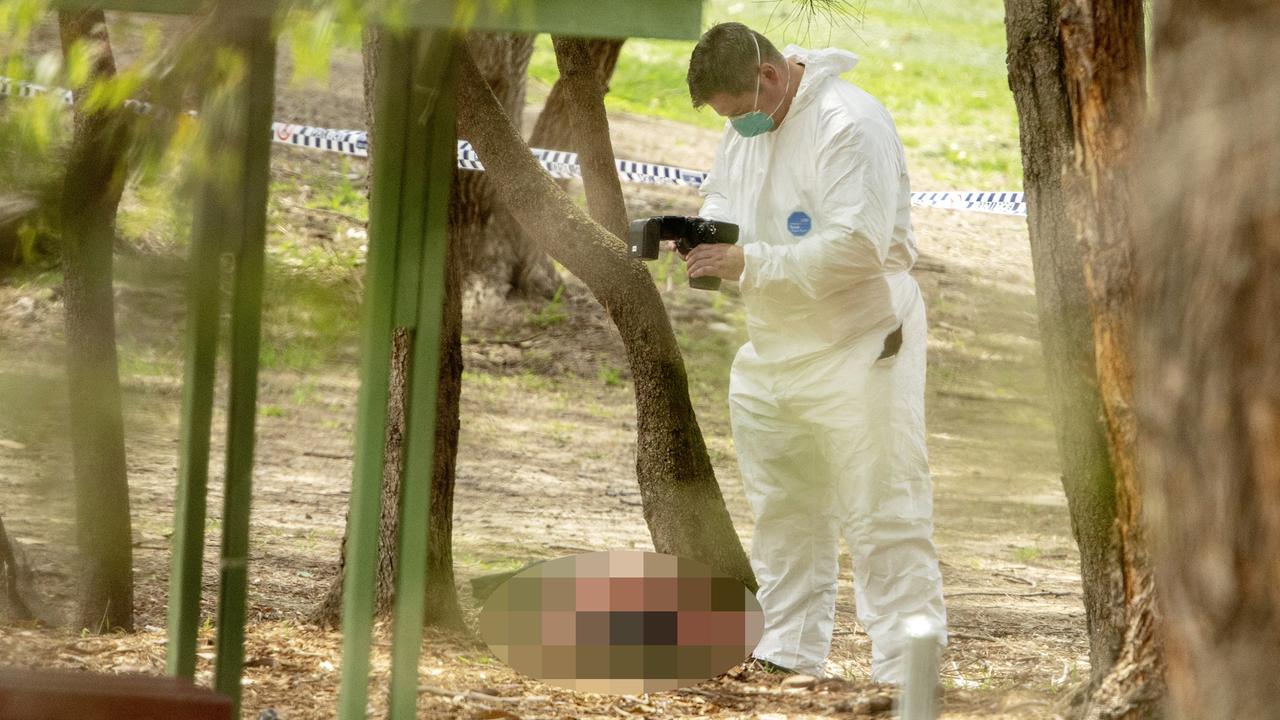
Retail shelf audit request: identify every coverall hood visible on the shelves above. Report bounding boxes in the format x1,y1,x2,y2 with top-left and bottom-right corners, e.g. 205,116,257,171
775,46,859,124
699,44,919,368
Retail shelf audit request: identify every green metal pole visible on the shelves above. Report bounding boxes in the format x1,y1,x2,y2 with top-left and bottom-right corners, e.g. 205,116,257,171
167,57,233,686
336,28,413,720
387,32,457,720
214,17,276,719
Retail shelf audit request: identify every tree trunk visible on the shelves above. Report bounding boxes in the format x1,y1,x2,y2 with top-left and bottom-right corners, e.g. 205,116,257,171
459,32,560,310
310,27,465,631
57,9,134,634
548,36,629,239
1136,3,1280,718
464,37,625,309
1059,4,1162,718
424,185,465,627
1004,1,1160,716
527,38,625,153
1004,0,1122,695
456,41,756,591
0,513,36,622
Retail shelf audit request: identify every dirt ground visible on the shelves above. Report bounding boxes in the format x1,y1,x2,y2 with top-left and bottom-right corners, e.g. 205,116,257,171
1,21,1084,720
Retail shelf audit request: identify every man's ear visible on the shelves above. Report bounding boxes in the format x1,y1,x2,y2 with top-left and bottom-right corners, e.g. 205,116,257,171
760,61,788,87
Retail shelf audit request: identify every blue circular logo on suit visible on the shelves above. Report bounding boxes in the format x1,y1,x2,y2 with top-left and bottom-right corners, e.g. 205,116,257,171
787,211,813,236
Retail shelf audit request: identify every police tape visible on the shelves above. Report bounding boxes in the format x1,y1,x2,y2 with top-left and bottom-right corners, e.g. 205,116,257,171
2,75,1027,217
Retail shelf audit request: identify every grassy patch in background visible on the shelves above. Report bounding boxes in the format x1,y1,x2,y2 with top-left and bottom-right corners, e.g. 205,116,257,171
528,0,1019,191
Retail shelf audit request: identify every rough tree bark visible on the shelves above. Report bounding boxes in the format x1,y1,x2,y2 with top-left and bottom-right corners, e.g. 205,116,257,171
1003,0,1123,697
310,27,465,630
527,38,624,153
476,36,624,307
456,41,756,590
1005,1,1161,716
57,9,134,634
1058,3,1162,718
459,32,560,309
1136,3,1280,718
548,36,629,239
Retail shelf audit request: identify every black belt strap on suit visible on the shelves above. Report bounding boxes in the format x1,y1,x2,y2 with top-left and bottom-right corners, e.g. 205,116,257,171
877,325,903,360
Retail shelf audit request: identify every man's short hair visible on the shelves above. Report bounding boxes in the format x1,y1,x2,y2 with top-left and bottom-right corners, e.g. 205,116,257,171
687,22,786,109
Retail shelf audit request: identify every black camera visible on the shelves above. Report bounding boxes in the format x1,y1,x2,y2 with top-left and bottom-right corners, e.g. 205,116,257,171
627,215,740,290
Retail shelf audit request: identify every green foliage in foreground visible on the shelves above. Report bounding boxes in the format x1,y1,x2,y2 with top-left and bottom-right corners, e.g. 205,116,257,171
528,0,1020,191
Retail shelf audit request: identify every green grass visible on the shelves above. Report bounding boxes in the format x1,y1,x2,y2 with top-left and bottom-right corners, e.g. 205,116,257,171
118,350,179,379
526,283,569,328
462,368,560,395
455,551,532,573
260,404,288,418
528,0,1019,190
257,275,362,371
1013,544,1042,564
596,363,625,388
673,308,747,411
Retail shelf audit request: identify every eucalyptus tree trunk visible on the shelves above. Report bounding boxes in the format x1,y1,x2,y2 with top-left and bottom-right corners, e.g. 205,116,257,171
57,9,134,634
464,36,626,308
459,32,560,308
1059,4,1162,718
527,38,625,152
1136,3,1280,718
547,36,629,239
1004,1,1160,716
311,26,465,630
456,40,756,590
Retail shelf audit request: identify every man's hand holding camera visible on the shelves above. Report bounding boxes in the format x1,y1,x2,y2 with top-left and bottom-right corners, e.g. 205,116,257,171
685,242,745,281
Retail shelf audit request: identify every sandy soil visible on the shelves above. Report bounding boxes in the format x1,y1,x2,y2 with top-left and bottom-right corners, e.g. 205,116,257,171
0,18,1084,720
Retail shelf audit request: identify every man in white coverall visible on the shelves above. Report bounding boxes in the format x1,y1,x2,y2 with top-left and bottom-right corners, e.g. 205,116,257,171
681,23,947,683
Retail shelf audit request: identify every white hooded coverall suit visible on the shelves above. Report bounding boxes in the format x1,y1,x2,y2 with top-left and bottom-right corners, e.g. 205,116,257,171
698,46,947,683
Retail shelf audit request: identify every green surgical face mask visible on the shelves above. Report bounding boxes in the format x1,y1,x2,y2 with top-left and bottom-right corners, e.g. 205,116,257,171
730,34,791,138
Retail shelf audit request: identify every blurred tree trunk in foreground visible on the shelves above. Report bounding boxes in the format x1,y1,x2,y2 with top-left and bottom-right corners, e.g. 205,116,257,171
58,9,135,634
1137,2,1280,718
1005,0,1160,716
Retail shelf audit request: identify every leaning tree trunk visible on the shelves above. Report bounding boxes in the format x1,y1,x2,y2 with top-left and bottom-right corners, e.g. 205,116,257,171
1136,3,1280,718
462,37,625,309
57,9,134,634
472,37,625,307
548,37,629,239
310,26,466,630
456,41,756,590
459,32,560,309
1004,1,1160,716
